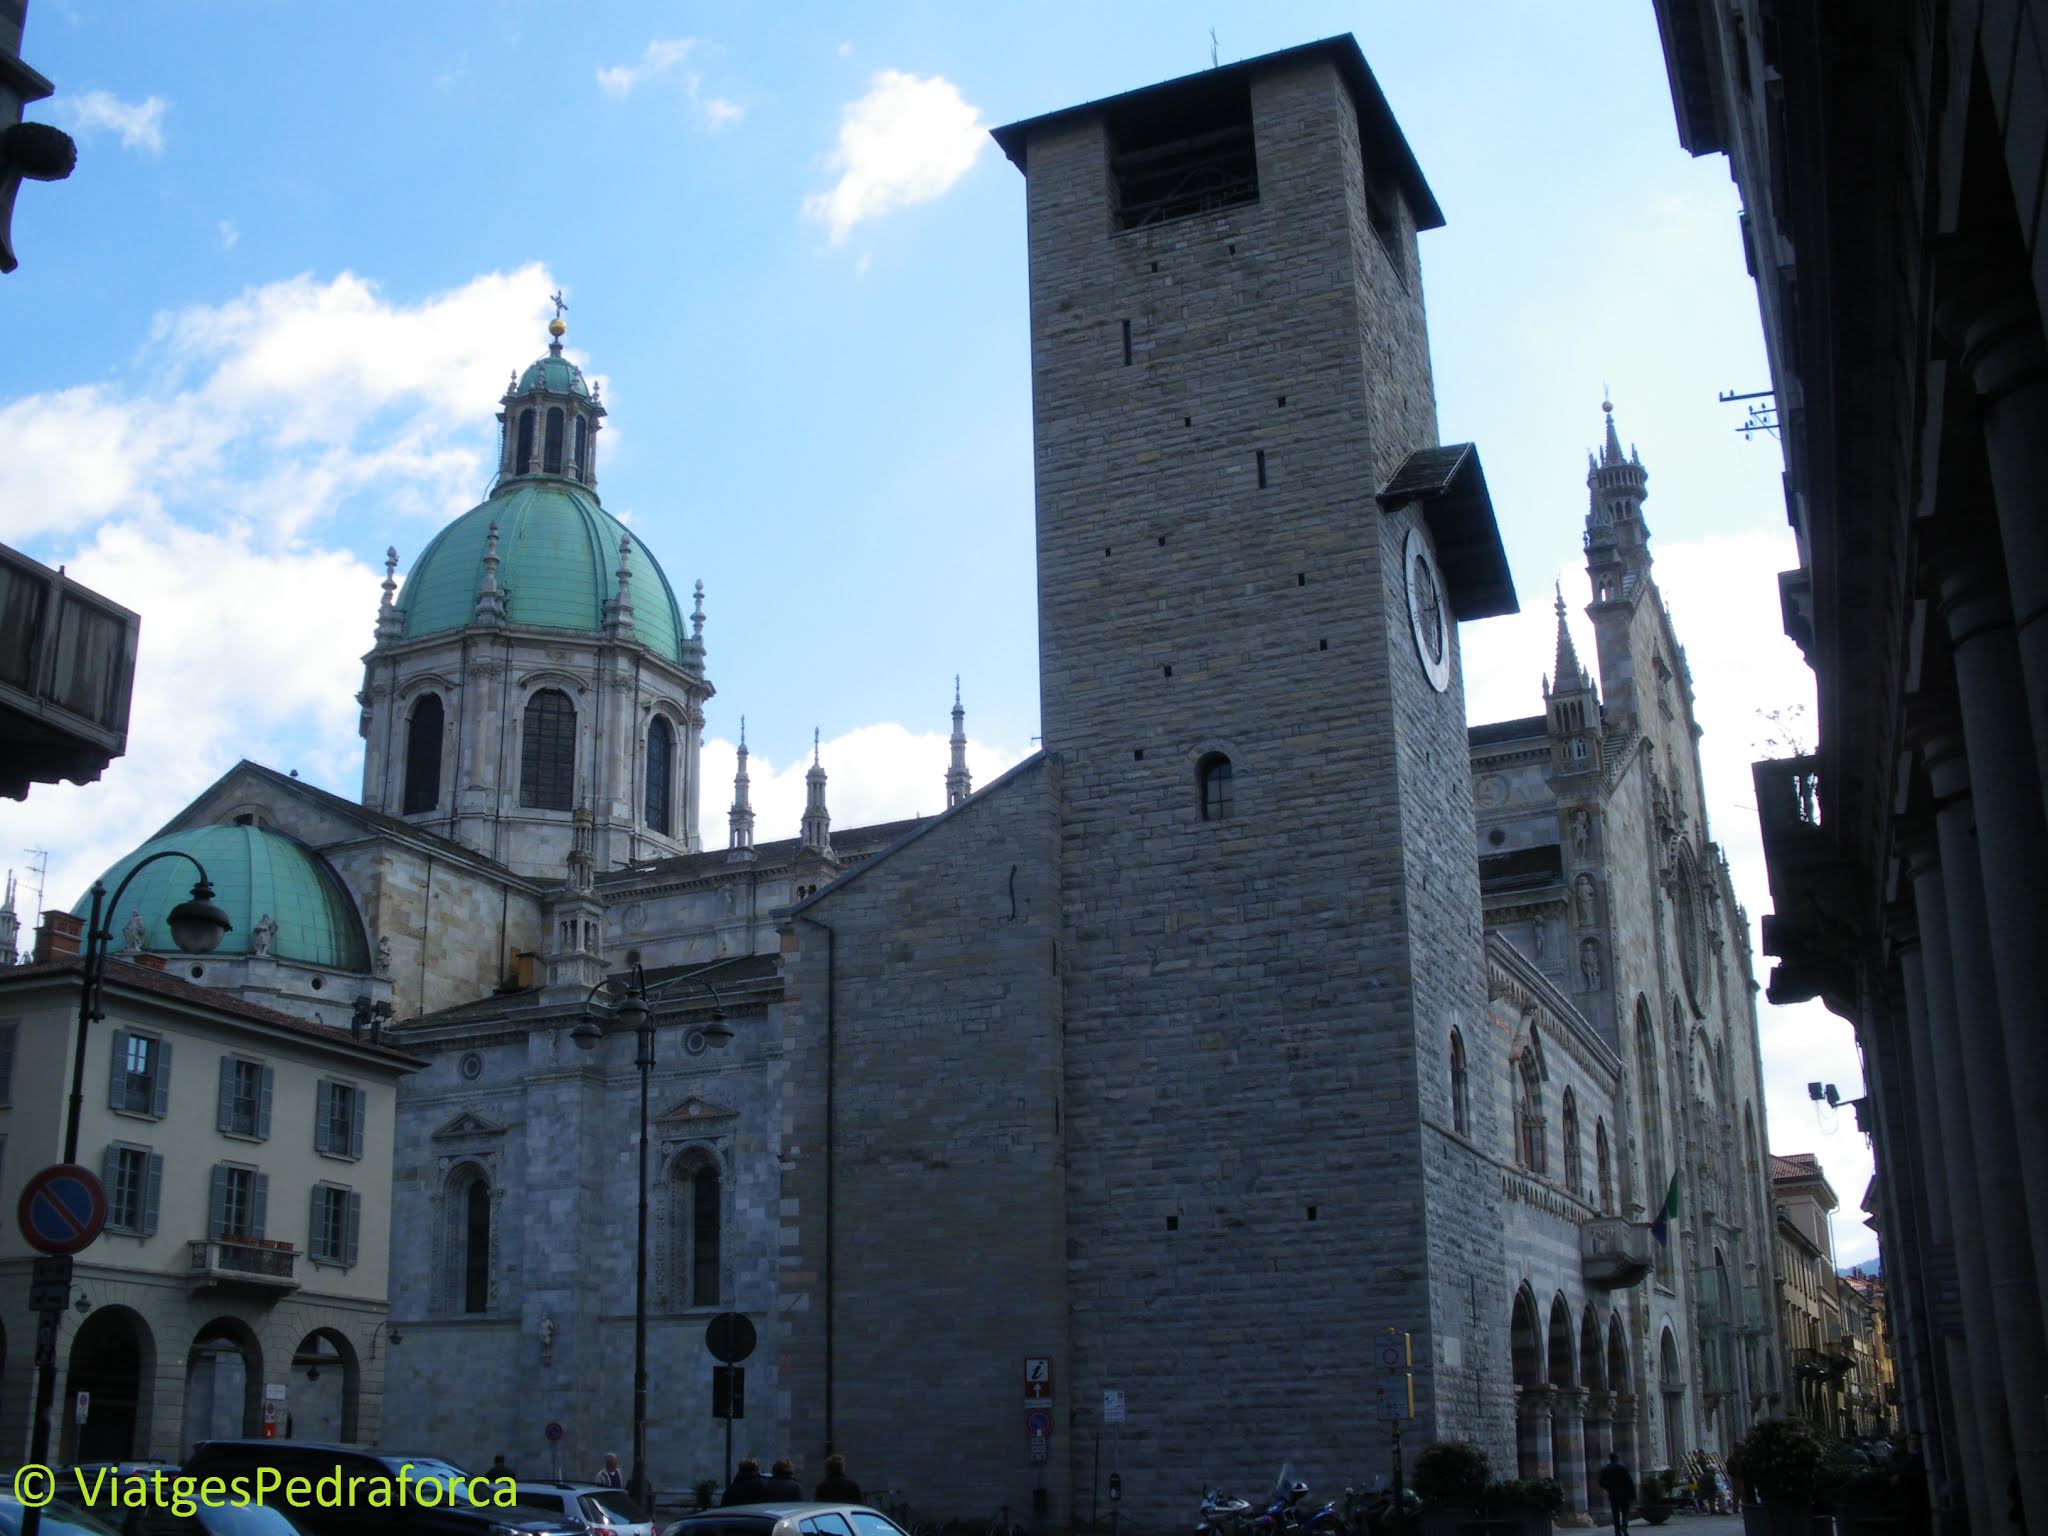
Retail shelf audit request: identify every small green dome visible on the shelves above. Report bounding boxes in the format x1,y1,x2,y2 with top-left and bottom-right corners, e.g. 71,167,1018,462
78,824,371,972
518,351,590,398
396,481,687,661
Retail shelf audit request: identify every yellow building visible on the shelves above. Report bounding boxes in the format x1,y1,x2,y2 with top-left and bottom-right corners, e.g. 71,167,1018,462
0,911,420,1460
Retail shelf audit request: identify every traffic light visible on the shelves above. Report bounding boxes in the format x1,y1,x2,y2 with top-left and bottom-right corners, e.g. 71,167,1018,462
713,1365,745,1420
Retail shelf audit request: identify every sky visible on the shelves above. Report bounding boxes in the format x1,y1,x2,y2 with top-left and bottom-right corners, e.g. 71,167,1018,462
0,1,1876,1266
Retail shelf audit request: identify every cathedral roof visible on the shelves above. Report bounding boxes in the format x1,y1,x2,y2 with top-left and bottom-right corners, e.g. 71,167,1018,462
76,821,371,972
395,480,688,662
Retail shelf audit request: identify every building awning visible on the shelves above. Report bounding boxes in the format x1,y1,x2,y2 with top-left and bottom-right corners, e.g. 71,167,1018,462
1376,442,1518,620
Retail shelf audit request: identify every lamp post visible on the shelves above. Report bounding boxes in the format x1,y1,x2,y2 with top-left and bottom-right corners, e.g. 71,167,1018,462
574,960,731,1515
22,849,231,1536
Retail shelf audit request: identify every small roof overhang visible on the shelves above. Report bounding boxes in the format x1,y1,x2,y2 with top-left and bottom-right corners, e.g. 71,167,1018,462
1377,442,1518,620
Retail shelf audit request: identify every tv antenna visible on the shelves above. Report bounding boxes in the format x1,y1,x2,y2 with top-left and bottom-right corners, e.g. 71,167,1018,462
1210,27,1219,67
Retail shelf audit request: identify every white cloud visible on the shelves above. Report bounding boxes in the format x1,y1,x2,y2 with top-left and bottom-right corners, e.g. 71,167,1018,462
595,37,741,130
0,266,575,924
597,38,697,97
836,41,854,58
218,220,238,251
803,70,985,243
56,89,169,153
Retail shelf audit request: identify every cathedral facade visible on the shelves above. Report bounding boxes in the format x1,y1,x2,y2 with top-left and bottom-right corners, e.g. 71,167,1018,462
61,35,1783,1530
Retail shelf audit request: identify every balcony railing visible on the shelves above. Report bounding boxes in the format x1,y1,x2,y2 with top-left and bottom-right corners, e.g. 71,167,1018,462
189,1237,300,1294
1583,1218,1654,1289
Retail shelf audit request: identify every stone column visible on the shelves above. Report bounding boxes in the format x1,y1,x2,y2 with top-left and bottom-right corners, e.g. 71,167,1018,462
1612,1394,1638,1480
1518,1386,1555,1480
1935,263,2048,827
1929,546,2048,1331
1553,1387,1588,1517
1585,1392,1614,1521
1907,716,2043,1525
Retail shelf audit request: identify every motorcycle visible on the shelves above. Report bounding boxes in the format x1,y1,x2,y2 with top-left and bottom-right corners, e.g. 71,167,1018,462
1196,1489,1255,1536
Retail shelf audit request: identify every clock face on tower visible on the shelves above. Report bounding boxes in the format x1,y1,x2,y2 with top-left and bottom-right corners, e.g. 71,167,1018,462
1404,525,1451,693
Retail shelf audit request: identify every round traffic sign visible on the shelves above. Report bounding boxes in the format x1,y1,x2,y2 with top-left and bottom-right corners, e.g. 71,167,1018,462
17,1164,107,1256
1025,1408,1052,1439
544,1422,564,1444
705,1312,756,1364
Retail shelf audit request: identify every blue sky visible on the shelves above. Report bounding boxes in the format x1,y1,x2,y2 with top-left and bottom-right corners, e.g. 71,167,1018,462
1,1,1877,1264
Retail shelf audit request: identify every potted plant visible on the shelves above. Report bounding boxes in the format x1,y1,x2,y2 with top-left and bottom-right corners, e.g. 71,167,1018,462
1482,1478,1564,1536
1830,1465,1902,1536
1638,1471,1675,1526
1414,1442,1502,1536
1731,1419,1823,1536
693,1479,718,1512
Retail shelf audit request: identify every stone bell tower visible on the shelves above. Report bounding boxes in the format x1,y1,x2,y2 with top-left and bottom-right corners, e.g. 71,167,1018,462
994,34,1518,1509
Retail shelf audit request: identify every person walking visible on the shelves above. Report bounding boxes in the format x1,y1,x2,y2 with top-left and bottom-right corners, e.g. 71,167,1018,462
764,1460,804,1501
815,1456,863,1503
723,1458,770,1506
597,1454,625,1490
1598,1453,1636,1536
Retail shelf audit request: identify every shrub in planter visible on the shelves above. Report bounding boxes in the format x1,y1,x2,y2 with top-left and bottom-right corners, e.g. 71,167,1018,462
1483,1480,1565,1519
693,1480,718,1512
1637,1473,1675,1526
1731,1419,1823,1508
1415,1442,1494,1511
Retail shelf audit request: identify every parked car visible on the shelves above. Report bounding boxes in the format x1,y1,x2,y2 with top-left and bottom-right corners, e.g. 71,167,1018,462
179,1442,581,1536
662,1505,910,1536
510,1484,653,1536
0,1493,125,1536
48,1474,317,1536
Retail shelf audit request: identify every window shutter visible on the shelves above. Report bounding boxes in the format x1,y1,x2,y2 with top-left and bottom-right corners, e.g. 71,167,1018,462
208,1165,229,1240
345,1190,362,1266
108,1028,129,1109
217,1057,236,1134
350,1088,366,1160
101,1144,121,1224
144,1153,163,1237
251,1171,269,1240
309,1186,324,1258
315,1081,333,1154
0,1021,16,1104
152,1038,172,1118
258,1067,274,1141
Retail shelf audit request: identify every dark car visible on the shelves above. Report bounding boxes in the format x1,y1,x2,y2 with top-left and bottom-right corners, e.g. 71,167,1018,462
179,1441,578,1536
661,1505,910,1536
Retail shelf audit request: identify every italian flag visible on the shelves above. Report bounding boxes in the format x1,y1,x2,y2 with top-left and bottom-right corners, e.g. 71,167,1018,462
1649,1172,1681,1244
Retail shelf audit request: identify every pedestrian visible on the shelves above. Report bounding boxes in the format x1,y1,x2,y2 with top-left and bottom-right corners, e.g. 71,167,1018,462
1899,1435,1931,1536
765,1459,804,1501
723,1458,770,1506
1597,1452,1636,1536
490,1454,516,1480
598,1453,625,1490
815,1455,863,1503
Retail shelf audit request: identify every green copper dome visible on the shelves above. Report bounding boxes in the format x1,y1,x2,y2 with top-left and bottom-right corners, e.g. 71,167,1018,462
396,481,687,662
78,823,371,972
518,352,591,398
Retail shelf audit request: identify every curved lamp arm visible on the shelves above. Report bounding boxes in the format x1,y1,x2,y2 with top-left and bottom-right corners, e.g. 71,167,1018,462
575,961,732,1050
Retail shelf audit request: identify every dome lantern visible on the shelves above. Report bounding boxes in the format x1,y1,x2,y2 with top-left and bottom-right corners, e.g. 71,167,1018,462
497,292,606,489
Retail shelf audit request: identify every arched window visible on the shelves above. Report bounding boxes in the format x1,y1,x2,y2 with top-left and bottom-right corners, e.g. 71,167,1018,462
645,715,674,836
1562,1089,1581,1195
516,409,535,473
401,694,443,814
1596,1118,1613,1213
574,417,589,479
1450,1029,1469,1136
1197,753,1234,821
1517,1048,1544,1173
1636,998,1665,1197
670,1154,721,1308
543,407,565,475
520,689,577,810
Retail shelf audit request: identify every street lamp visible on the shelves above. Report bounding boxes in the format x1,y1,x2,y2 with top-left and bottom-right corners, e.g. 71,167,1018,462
22,848,231,1536
573,959,730,1514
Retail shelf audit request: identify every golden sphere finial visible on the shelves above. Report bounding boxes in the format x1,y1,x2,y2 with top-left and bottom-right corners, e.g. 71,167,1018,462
548,316,567,339
1601,398,1613,414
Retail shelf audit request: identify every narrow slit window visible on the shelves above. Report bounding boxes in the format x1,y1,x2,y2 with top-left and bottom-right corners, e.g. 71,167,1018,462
1256,450,1268,488
1197,752,1234,822
515,409,536,473
543,408,565,475
1122,319,1133,365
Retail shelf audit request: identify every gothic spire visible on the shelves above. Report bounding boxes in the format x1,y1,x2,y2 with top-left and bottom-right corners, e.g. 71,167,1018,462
474,521,507,625
1545,584,1590,698
728,716,756,857
682,580,707,673
604,534,636,639
1584,395,1653,603
946,676,972,808
800,728,833,856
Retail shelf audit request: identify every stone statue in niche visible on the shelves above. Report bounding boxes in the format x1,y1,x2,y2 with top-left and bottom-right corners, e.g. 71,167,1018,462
538,1314,554,1364
1531,919,1546,959
121,911,148,952
1580,938,1602,990
251,914,277,957
722,885,736,916
375,935,393,975
1571,810,1592,861
1575,874,1598,926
